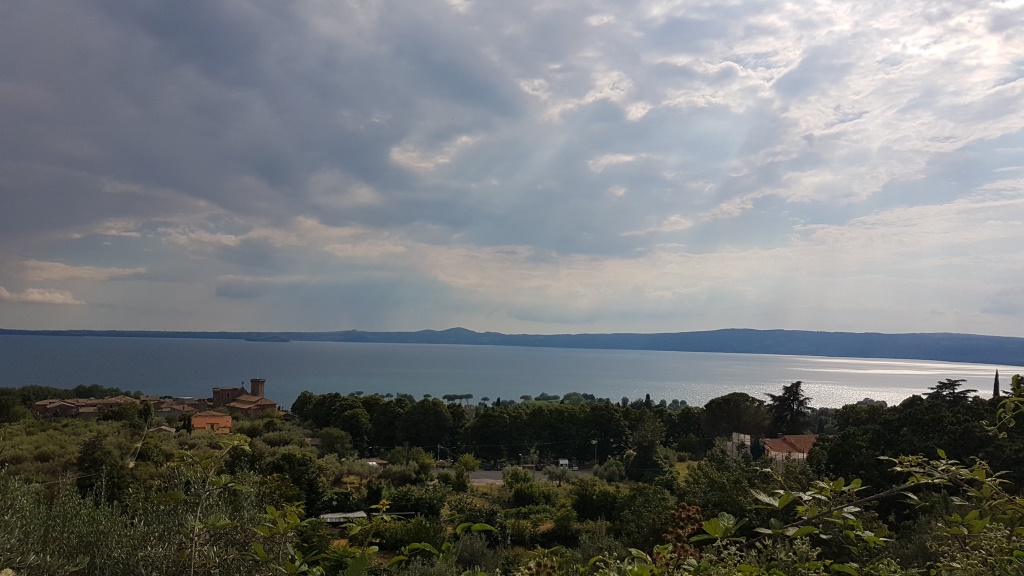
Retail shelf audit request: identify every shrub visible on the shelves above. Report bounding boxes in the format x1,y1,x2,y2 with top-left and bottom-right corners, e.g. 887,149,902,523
510,481,560,508
502,465,534,488
502,517,538,547
594,457,626,482
569,475,622,521
375,515,446,550
443,493,501,527
259,430,307,448
574,520,626,564
613,483,675,550
385,483,451,516
453,532,498,571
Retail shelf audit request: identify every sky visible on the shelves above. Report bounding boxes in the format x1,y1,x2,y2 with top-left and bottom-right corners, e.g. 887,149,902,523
1,0,1023,336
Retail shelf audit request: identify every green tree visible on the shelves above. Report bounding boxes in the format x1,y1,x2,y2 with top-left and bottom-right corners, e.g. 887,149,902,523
613,483,675,550
340,408,371,451
543,465,571,486
568,475,621,521
398,399,452,447
0,394,31,423
455,453,480,473
75,433,133,503
928,378,977,403
625,411,671,485
586,402,629,462
766,381,812,435
702,392,770,438
466,408,509,462
290,391,317,419
318,427,354,458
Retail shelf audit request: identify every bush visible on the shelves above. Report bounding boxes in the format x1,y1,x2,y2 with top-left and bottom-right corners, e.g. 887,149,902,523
594,457,626,482
385,483,451,516
613,483,675,550
502,466,534,488
453,532,498,571
510,481,561,508
374,515,446,550
443,493,501,527
380,462,420,486
502,517,538,547
436,468,470,492
573,520,626,564
569,475,622,521
259,430,307,448
456,453,481,472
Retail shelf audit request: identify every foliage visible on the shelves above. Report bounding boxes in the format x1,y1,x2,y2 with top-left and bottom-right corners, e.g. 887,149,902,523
594,458,627,482
927,378,978,403
766,381,812,435
503,465,536,488
5,381,1024,575
701,392,770,438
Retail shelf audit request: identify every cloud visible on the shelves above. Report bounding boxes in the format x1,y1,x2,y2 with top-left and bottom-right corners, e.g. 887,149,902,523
390,135,479,171
588,153,638,172
22,261,144,282
0,287,84,305
1,0,1024,334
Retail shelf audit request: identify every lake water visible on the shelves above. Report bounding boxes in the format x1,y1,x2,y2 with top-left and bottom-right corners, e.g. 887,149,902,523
1,335,1019,408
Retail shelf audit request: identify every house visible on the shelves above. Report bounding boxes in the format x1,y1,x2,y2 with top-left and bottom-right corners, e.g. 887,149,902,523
762,434,818,463
33,400,79,418
192,411,233,434
727,432,753,458
558,458,570,468
149,425,177,434
213,378,278,417
156,402,197,418
225,394,278,417
31,395,141,419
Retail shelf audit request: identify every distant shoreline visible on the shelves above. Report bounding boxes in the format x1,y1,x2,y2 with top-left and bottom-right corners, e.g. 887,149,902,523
2,327,1022,368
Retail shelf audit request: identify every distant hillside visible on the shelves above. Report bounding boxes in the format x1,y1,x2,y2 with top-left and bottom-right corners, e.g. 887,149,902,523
2,327,1022,367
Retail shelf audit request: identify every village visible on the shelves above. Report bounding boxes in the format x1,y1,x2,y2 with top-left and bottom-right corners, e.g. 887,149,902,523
31,377,280,434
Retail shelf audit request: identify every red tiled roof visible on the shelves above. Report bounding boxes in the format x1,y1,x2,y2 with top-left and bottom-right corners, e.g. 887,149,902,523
194,410,230,417
763,434,818,455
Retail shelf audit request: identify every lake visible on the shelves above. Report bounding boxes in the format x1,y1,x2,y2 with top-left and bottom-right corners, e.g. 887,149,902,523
0,335,1019,408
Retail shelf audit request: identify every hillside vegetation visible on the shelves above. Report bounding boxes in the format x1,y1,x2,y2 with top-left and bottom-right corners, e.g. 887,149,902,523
0,377,1022,575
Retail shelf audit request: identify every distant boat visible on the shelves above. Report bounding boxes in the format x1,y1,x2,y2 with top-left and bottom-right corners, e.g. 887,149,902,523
244,335,290,343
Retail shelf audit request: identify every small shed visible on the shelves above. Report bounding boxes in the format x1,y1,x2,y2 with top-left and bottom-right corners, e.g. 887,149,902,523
319,511,368,525
558,458,569,468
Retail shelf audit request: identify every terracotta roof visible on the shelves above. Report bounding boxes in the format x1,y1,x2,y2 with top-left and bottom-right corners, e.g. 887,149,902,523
194,410,230,417
226,396,277,408
157,404,196,413
763,434,818,455
233,394,265,403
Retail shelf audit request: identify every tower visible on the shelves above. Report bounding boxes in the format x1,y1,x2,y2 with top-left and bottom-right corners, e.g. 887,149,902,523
250,377,266,398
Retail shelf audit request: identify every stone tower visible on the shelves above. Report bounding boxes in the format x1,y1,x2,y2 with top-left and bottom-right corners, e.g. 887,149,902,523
250,377,266,398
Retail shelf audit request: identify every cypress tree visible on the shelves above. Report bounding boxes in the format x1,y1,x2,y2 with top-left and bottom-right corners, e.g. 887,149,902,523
994,371,1001,399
